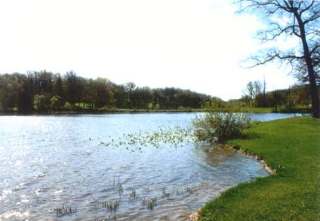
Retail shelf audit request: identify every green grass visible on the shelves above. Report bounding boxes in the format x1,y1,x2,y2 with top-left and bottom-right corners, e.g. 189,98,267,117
199,117,320,221
206,107,273,113
233,107,274,113
206,106,311,113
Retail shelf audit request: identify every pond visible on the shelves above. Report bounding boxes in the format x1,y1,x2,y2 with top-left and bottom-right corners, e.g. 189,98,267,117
0,113,299,221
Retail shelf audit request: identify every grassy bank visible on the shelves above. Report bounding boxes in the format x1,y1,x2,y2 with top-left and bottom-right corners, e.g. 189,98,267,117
199,117,320,221
206,107,274,113
207,106,311,114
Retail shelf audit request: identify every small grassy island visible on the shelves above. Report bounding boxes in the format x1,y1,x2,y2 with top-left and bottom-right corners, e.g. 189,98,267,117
199,117,320,221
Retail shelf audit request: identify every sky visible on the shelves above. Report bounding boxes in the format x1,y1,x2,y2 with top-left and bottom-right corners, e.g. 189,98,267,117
0,0,297,100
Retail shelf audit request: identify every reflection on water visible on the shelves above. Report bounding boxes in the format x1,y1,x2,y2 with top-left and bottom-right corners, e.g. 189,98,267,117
0,113,296,221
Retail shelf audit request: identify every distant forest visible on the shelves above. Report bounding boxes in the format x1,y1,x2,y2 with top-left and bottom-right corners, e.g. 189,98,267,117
224,81,316,113
0,71,316,114
0,71,213,113
244,86,312,111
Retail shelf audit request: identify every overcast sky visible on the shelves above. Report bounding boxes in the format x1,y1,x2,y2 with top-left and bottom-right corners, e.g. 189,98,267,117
0,0,296,100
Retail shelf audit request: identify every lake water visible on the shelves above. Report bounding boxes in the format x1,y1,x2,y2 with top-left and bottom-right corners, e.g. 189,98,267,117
0,113,299,221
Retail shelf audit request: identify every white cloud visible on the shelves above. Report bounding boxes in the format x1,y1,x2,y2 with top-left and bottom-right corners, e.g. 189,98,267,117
0,0,296,100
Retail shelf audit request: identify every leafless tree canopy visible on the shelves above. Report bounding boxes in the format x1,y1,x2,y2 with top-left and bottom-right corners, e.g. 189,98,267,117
237,0,320,117
238,0,319,77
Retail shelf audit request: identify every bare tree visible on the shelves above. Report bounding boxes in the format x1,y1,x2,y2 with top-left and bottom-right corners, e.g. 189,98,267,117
244,80,264,106
246,81,255,101
238,0,320,118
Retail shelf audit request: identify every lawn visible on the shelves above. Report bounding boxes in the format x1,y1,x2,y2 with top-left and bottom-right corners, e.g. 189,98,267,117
199,117,320,221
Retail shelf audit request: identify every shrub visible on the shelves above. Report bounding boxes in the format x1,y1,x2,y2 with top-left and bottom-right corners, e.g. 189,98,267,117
193,112,250,143
33,94,50,112
50,95,63,110
63,102,73,111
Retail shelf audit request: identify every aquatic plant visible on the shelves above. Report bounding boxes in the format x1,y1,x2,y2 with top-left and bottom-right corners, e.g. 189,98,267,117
102,199,120,212
117,184,124,196
185,186,194,194
54,205,76,217
112,176,121,188
161,187,170,198
52,178,203,220
98,126,196,151
175,187,184,196
129,188,137,200
193,112,250,143
142,197,157,210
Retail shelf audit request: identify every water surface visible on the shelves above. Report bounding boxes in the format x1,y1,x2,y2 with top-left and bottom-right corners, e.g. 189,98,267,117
0,113,298,221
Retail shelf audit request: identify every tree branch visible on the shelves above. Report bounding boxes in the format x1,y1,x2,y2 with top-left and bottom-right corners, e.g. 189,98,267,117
303,11,320,25
248,49,304,68
257,22,301,42
310,45,320,55
300,0,315,15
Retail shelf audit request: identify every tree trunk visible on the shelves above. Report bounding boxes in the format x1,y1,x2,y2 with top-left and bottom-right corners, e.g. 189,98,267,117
295,12,320,118
308,70,320,118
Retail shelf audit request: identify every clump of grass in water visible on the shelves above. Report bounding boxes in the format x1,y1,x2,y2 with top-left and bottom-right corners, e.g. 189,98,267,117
129,188,137,200
117,184,124,196
161,187,170,198
54,205,76,217
99,199,120,213
142,197,157,210
111,176,124,197
112,176,121,188
185,186,194,194
54,180,200,219
172,183,196,196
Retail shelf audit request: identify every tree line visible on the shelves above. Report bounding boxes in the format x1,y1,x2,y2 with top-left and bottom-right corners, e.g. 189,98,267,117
0,71,212,113
201,80,316,113
240,80,315,112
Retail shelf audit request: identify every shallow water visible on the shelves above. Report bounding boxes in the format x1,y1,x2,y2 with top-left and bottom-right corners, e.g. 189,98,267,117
0,113,298,221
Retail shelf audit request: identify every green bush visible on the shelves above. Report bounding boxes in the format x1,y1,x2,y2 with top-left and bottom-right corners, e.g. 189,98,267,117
193,112,250,143
50,95,63,110
33,94,50,112
63,102,73,111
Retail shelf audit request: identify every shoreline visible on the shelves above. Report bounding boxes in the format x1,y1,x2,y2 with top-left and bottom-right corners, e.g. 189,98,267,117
195,117,319,221
231,144,276,175
188,143,275,221
0,109,307,116
0,109,204,116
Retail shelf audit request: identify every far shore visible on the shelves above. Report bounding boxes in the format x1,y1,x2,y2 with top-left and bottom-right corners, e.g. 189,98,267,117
0,107,310,116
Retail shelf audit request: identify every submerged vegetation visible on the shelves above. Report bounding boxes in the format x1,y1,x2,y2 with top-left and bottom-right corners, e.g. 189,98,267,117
199,117,320,221
53,176,202,219
143,197,158,210
54,205,76,217
97,113,250,151
50,116,259,219
97,126,195,151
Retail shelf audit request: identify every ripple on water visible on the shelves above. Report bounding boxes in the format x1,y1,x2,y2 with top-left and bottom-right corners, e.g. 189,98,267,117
0,211,30,220
0,113,279,221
